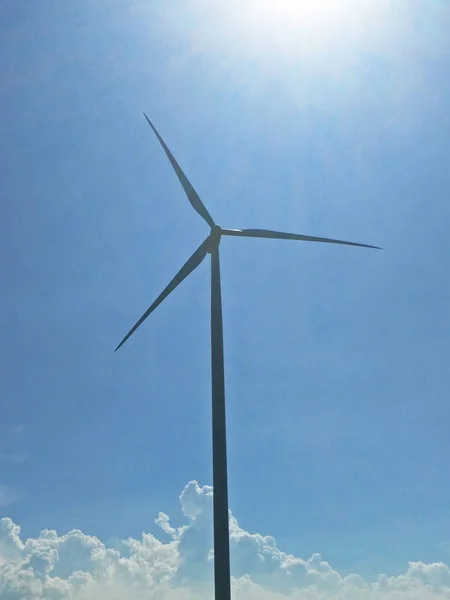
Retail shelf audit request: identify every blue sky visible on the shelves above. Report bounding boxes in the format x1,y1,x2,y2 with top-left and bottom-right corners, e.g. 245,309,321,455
1,0,450,597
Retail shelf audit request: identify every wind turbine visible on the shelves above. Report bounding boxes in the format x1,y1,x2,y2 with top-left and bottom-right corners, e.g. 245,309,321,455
115,114,381,600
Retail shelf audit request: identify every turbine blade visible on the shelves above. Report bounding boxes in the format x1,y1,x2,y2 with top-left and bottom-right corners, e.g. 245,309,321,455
115,237,210,351
143,113,215,229
222,228,381,250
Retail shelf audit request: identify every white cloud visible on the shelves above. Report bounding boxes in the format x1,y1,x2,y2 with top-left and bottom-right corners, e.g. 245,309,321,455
1,481,450,599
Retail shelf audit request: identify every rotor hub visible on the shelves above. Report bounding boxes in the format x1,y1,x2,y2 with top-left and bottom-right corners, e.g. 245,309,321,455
207,225,222,253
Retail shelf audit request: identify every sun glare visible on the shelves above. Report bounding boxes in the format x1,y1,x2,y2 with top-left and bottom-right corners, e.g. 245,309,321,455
255,0,350,24
163,0,391,80
234,0,369,56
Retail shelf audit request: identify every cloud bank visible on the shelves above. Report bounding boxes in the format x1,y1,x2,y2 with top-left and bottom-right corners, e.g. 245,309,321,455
1,481,449,599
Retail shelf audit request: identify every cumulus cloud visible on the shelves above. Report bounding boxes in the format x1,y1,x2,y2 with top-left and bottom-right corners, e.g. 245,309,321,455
1,481,450,599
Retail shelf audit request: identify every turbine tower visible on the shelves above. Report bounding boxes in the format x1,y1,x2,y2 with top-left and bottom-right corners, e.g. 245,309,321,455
116,114,380,600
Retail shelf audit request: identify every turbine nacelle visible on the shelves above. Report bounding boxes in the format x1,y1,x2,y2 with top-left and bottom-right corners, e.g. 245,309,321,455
207,225,223,254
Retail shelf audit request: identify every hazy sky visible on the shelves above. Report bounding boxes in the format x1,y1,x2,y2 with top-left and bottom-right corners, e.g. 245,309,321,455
1,1,450,598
